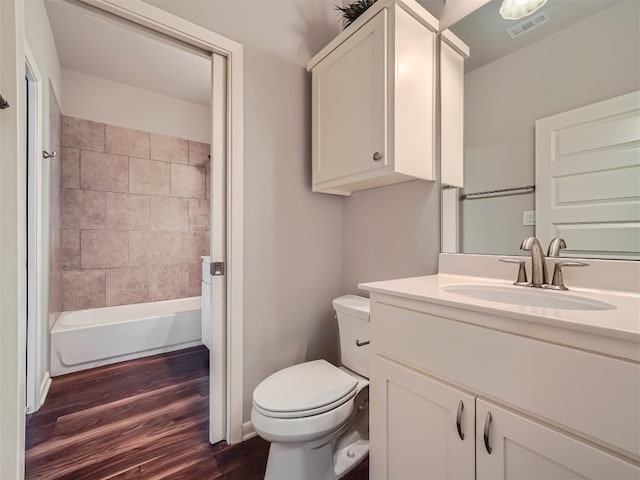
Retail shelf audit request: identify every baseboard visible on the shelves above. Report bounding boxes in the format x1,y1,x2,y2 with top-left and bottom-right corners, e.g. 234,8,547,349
242,421,257,441
38,372,52,410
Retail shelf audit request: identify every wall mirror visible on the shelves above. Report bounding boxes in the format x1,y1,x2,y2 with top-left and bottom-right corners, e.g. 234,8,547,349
441,0,639,259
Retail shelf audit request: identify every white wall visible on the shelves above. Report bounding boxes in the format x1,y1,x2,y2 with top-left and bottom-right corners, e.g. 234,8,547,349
461,1,640,255
62,68,211,143
146,0,346,422
0,1,27,475
342,180,441,294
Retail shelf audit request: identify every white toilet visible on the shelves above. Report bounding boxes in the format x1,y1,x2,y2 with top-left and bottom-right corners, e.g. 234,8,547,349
251,295,370,480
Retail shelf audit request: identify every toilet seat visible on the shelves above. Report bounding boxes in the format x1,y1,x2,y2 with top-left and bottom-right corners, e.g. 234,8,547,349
253,360,358,419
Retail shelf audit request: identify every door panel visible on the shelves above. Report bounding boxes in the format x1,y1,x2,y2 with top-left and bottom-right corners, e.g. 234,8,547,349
313,9,387,184
535,91,640,259
476,399,639,480
371,355,475,479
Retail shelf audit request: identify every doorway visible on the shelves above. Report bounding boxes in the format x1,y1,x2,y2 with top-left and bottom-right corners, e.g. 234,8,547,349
39,2,240,442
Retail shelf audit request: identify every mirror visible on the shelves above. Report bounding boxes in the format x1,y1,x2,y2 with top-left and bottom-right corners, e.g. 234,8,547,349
442,0,640,258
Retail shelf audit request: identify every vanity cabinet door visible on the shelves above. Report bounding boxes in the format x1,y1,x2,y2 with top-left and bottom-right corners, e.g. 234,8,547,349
311,9,387,189
476,399,639,480
371,355,475,479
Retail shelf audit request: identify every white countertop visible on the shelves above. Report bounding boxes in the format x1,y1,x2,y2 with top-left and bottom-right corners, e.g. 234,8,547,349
359,274,640,354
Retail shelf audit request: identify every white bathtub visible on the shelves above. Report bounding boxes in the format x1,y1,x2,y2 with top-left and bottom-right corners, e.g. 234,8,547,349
51,297,202,376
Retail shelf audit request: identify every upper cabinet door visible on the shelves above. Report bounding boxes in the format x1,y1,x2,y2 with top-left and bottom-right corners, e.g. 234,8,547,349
371,355,475,480
312,9,388,188
476,399,639,480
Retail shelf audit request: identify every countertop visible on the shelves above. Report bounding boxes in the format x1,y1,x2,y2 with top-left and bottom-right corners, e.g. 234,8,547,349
359,274,640,360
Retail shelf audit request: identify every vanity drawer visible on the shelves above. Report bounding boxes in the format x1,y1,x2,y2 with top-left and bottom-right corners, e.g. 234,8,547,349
371,300,640,459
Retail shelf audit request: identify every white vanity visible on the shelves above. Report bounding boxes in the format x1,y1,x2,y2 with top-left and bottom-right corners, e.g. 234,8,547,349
360,257,640,479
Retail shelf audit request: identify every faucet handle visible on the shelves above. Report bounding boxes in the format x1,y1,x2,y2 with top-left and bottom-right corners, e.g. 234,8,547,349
499,258,529,286
547,237,567,257
545,261,589,290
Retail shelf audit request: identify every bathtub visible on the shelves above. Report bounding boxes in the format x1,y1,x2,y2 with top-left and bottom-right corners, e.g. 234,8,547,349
51,297,202,376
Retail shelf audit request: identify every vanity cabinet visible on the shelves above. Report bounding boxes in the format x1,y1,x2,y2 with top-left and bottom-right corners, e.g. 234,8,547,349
368,294,640,479
306,0,438,196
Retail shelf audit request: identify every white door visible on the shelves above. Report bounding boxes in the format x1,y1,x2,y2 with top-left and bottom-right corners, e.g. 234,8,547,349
371,355,475,480
535,91,640,259
312,8,387,186
476,399,639,479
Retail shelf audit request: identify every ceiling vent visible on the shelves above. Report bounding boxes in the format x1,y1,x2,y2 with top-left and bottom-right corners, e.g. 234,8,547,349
506,11,550,39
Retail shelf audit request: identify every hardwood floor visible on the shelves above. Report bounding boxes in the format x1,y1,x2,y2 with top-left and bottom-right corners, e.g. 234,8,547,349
25,346,369,479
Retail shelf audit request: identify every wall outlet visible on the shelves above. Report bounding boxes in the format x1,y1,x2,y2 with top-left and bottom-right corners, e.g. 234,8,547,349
523,210,536,226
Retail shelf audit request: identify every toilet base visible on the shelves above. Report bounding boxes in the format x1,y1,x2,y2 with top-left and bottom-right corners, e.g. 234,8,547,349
264,437,369,480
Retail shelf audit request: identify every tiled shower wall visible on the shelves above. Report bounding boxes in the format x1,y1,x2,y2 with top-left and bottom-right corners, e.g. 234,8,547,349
60,116,211,311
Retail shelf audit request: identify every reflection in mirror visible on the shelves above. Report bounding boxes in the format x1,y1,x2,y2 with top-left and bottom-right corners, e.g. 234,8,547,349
441,0,639,258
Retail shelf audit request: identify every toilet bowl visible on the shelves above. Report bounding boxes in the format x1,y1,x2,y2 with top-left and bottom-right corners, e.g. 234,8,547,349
251,295,370,480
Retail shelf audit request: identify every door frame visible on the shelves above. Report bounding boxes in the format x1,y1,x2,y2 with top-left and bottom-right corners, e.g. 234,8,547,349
24,42,51,415
77,0,245,443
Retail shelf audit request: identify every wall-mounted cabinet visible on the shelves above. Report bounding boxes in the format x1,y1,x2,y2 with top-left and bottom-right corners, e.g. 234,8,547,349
307,0,439,196
440,29,469,188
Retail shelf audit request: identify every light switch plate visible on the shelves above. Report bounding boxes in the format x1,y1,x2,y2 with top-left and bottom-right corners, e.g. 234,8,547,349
523,210,536,226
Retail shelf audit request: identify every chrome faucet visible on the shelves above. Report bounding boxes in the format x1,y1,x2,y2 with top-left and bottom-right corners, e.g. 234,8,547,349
520,237,548,287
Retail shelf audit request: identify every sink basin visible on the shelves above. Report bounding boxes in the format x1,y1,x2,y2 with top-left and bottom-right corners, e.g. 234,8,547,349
441,284,616,311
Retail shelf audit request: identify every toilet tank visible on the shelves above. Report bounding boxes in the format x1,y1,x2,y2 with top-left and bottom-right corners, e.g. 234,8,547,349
333,295,370,379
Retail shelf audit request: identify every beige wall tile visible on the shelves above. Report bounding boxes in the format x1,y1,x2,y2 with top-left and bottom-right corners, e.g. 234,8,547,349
62,269,105,311
62,116,105,151
148,265,189,301
170,164,205,199
149,196,188,231
129,157,170,196
62,229,80,270
62,189,105,229
81,230,129,269
80,150,129,193
106,193,150,230
129,231,183,266
106,124,150,158
150,133,188,164
62,147,80,189
188,263,202,297
181,231,210,264
188,141,210,167
188,199,210,232
105,267,150,306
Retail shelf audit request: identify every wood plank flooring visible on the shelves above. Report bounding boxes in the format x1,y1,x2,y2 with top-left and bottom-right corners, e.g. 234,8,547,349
25,346,369,479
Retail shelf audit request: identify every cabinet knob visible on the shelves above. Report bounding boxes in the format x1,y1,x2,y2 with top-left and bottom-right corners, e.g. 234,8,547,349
372,152,382,161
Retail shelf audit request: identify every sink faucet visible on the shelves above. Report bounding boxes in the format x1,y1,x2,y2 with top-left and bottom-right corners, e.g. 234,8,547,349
520,237,548,287
547,237,566,256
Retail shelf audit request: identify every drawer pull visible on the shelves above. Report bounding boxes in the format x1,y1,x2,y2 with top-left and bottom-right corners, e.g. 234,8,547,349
355,339,370,347
456,400,464,440
483,412,493,454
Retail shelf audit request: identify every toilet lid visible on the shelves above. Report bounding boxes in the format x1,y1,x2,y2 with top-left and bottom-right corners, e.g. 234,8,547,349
253,360,357,418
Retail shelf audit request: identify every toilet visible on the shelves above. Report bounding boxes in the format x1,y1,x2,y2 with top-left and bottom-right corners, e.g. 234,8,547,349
251,295,370,480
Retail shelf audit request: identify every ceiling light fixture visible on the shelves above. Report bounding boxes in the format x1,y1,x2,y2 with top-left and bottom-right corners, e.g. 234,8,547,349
499,0,547,20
